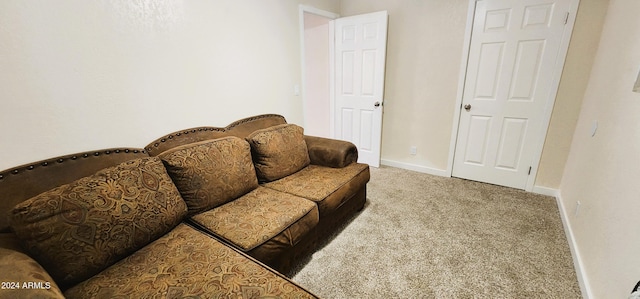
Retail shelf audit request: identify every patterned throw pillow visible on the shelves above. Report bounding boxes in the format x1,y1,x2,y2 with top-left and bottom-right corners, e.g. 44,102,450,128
158,137,259,216
9,157,187,289
246,124,310,182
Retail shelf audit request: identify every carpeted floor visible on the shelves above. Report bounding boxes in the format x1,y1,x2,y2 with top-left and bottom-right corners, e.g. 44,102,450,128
291,166,581,298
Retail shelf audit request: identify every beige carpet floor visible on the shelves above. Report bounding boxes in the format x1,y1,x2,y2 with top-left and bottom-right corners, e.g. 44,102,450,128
290,166,581,298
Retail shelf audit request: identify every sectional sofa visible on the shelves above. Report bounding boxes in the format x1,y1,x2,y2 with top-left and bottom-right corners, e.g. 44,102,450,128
0,114,369,298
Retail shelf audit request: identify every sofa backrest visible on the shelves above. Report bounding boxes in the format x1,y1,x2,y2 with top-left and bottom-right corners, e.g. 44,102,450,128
0,148,149,232
145,114,287,157
225,114,287,138
145,127,227,157
0,114,289,232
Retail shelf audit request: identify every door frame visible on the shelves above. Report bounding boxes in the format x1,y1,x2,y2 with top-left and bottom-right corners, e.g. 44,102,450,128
447,0,580,192
298,5,340,136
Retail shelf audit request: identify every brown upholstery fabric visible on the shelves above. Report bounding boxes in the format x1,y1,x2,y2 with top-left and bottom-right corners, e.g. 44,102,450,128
247,124,310,182
0,247,65,299
0,232,24,252
263,163,370,216
9,157,187,289
225,114,287,138
190,186,318,252
145,127,226,157
158,137,258,216
144,114,288,157
0,148,149,233
304,135,359,168
64,224,318,299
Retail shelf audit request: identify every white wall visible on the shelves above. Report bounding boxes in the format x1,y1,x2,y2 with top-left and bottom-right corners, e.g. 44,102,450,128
559,0,640,297
0,0,340,171
0,0,604,186
536,0,609,189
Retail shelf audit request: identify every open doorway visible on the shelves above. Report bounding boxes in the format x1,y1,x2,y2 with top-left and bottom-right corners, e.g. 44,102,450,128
299,6,338,138
300,6,388,167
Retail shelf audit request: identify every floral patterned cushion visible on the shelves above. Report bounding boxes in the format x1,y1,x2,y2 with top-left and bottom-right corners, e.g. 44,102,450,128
191,186,318,252
246,124,310,182
9,157,187,289
64,223,318,299
262,163,370,216
158,137,259,216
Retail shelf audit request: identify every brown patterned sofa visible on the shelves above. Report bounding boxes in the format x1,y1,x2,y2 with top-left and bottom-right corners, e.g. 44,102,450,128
0,114,369,298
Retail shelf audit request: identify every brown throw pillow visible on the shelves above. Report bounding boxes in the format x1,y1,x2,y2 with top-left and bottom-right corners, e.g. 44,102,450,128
158,136,259,216
246,124,310,182
9,157,187,289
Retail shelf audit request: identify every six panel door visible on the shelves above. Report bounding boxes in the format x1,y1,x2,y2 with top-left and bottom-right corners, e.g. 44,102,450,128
334,11,388,167
453,0,574,189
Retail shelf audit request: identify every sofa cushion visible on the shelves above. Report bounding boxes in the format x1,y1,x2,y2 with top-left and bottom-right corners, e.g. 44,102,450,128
190,186,318,252
9,157,187,289
262,163,370,216
64,223,318,298
246,124,310,182
158,137,259,216
0,247,65,298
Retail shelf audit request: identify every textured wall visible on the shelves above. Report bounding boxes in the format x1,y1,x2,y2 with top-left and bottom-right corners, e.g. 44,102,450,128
0,0,340,171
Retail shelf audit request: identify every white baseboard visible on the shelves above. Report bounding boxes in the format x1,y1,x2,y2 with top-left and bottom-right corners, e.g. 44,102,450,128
555,192,592,299
532,185,559,197
380,159,449,177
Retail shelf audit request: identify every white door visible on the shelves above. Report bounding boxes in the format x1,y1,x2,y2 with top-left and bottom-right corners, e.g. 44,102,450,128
333,11,388,167
453,0,577,189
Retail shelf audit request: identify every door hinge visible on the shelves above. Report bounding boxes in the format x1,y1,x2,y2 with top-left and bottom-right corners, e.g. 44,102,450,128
564,12,569,25
528,166,532,175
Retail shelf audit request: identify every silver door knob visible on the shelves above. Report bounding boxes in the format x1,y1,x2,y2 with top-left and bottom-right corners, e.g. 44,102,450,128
464,104,471,111
374,101,381,107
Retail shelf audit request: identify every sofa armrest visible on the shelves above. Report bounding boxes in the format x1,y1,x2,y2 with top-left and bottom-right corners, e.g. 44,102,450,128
304,135,358,168
0,234,65,298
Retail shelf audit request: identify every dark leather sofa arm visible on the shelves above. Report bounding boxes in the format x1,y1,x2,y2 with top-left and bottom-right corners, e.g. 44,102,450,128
304,135,358,168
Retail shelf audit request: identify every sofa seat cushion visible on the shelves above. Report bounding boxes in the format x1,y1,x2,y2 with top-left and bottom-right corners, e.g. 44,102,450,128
64,223,317,298
190,187,318,254
262,163,370,216
246,124,310,182
0,246,65,298
158,136,259,216
9,157,187,289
